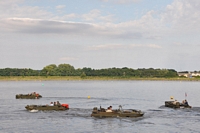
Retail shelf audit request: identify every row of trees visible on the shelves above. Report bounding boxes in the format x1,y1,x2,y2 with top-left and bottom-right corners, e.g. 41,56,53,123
0,64,178,78
0,68,39,76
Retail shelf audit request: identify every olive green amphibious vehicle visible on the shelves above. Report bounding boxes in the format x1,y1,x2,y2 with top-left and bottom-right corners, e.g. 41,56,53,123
16,92,42,99
25,104,69,111
165,101,191,109
91,105,144,118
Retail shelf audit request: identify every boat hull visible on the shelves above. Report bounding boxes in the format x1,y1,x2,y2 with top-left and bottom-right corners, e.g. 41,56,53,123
91,108,144,118
165,101,191,108
16,94,42,99
25,105,69,111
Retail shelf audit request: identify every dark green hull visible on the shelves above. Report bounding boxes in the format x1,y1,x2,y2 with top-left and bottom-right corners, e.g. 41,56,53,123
91,107,144,118
25,105,69,111
16,94,42,99
165,101,191,108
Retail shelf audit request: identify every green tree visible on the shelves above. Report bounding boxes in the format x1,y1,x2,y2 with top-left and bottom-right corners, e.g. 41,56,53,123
57,64,75,76
80,72,86,78
41,64,57,76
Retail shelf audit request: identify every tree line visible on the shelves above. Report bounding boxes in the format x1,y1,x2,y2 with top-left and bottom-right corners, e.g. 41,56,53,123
0,64,178,78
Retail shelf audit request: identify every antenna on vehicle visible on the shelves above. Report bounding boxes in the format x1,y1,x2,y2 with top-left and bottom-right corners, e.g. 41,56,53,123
185,92,187,100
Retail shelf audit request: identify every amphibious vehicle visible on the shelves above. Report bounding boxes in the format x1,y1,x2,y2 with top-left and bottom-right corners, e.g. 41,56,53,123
91,105,144,118
16,92,42,99
25,104,69,111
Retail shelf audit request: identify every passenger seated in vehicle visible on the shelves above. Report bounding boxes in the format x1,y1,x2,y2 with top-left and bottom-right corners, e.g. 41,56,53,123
170,96,174,101
184,100,189,106
106,107,112,112
50,102,54,106
181,100,189,106
109,106,112,110
32,92,36,95
173,100,178,105
57,101,61,106
54,102,57,106
182,100,185,105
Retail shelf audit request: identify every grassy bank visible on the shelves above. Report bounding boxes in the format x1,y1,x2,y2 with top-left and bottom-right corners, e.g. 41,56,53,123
0,76,200,81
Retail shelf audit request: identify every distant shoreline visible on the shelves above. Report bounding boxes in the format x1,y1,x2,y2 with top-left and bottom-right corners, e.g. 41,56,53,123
0,76,200,81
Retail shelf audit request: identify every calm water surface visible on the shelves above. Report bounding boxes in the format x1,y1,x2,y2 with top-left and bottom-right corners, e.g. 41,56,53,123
0,80,200,133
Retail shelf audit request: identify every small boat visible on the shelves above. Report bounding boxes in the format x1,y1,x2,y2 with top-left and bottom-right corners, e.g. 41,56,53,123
165,101,192,108
91,105,144,118
16,92,42,99
25,104,69,111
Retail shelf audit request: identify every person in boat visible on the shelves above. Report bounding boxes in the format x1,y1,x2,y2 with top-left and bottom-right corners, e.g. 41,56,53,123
30,92,36,96
50,102,54,106
54,102,57,106
181,99,189,106
106,107,112,112
109,106,112,110
173,100,178,105
184,99,189,106
57,101,61,106
181,100,185,106
170,96,174,101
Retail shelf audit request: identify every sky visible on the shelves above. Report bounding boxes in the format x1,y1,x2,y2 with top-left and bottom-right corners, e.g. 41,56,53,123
0,0,200,71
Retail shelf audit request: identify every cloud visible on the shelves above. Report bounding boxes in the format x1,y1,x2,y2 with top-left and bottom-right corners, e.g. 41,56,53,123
147,44,162,48
88,44,123,50
0,0,24,6
130,44,162,49
160,0,200,33
88,43,161,51
55,5,66,10
0,3,53,19
59,57,78,61
100,0,141,4
173,42,183,46
0,18,94,34
1,0,200,42
81,9,114,22
55,13,78,20
0,17,144,39
81,9,101,22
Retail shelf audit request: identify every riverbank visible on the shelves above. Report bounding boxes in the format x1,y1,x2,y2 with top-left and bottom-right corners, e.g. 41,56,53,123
0,76,200,81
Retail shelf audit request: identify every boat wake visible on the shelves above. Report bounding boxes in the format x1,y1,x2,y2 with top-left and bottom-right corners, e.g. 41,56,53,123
29,109,38,113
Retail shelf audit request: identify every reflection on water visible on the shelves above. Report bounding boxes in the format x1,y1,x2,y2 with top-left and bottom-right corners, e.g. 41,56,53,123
0,81,200,133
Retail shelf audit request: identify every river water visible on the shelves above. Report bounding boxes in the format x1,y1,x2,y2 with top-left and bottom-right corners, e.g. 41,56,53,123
0,80,200,133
